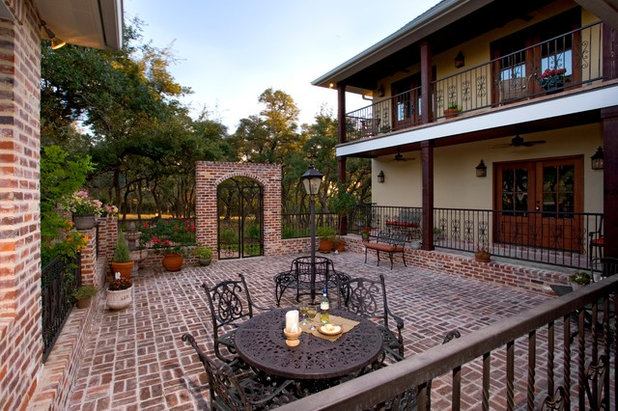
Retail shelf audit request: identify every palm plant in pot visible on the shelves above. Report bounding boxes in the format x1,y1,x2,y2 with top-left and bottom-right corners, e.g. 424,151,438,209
316,226,336,253
106,275,132,310
111,230,134,280
139,218,196,272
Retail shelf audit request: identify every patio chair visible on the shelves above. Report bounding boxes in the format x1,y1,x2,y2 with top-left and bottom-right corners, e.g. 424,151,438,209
336,274,405,364
181,333,299,410
203,273,267,364
274,256,350,306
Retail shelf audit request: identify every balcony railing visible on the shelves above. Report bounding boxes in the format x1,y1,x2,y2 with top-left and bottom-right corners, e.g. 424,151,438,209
279,275,618,410
349,205,603,269
345,21,606,141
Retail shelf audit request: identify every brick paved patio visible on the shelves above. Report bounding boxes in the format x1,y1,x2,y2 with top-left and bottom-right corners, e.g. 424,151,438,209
66,252,552,410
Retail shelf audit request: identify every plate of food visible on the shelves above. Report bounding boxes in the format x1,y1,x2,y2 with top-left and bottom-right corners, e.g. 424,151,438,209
318,323,343,336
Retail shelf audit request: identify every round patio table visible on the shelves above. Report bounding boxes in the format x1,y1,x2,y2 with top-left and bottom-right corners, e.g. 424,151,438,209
234,308,383,380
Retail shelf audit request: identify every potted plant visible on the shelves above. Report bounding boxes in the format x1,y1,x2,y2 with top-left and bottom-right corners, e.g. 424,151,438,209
193,245,212,266
71,284,98,309
361,227,371,242
63,189,103,230
433,227,444,241
538,67,567,90
106,275,133,310
328,184,358,252
139,218,196,272
111,230,134,280
444,101,461,119
474,247,491,263
569,271,591,290
316,226,336,253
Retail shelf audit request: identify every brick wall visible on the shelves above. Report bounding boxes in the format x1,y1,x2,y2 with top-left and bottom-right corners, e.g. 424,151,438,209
0,1,43,409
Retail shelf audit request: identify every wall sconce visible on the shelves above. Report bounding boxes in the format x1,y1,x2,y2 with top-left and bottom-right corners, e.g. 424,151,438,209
475,160,487,177
40,19,66,50
377,85,385,98
377,170,385,183
454,51,465,68
591,146,604,170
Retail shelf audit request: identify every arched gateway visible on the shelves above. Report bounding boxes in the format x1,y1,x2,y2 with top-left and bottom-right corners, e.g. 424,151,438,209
195,162,282,260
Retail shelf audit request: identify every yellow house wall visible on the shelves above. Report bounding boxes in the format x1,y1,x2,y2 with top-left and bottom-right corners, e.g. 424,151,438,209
372,123,603,213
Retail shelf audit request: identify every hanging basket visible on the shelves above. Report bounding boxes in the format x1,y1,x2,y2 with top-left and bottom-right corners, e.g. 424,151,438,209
73,214,96,230
162,253,184,272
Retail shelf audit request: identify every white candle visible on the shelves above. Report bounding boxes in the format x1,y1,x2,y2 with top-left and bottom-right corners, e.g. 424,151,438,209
285,310,299,333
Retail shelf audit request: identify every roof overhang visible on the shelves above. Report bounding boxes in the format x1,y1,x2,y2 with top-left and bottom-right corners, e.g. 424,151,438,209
35,0,123,50
336,84,618,158
311,0,491,90
575,0,618,30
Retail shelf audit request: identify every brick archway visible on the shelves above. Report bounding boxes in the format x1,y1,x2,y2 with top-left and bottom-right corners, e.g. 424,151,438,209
196,162,283,259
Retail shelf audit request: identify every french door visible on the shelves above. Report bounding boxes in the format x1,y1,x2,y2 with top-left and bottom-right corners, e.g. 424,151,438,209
494,156,583,251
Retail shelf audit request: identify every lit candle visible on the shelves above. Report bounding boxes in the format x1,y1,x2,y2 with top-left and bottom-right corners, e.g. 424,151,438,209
285,310,299,333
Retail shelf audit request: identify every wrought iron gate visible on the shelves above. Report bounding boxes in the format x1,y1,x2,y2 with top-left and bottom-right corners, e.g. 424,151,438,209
217,177,264,259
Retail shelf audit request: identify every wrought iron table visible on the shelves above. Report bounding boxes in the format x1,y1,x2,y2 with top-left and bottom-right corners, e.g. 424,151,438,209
234,308,383,380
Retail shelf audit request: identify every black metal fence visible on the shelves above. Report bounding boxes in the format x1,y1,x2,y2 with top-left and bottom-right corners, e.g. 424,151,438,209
282,212,339,238
345,204,603,269
41,254,81,362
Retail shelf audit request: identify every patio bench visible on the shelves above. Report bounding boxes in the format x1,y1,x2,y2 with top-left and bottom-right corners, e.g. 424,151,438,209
363,230,407,269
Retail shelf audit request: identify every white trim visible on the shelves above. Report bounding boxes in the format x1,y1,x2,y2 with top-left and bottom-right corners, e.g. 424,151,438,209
336,85,618,157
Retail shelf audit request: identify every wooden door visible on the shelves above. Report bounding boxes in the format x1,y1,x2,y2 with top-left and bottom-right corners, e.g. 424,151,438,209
390,74,420,131
494,156,583,251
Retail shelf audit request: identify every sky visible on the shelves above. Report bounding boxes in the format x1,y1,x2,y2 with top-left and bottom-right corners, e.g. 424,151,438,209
123,0,442,132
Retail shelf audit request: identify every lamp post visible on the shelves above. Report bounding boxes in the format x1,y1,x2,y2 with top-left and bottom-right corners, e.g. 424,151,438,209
301,165,323,302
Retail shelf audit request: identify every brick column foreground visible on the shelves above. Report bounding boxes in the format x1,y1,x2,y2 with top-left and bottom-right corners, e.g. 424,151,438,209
196,162,284,259
0,1,44,409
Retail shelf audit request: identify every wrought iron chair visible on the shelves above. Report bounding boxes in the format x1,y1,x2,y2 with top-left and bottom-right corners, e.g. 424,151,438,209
203,273,267,364
182,333,299,410
336,274,405,364
274,256,350,306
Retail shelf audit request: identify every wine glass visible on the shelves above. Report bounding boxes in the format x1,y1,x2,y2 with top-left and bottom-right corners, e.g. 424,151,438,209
299,301,309,326
306,303,318,330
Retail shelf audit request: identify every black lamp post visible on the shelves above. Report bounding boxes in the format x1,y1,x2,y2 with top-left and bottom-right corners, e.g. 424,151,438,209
301,165,323,302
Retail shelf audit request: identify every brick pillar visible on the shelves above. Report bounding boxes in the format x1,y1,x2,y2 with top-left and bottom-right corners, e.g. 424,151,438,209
78,227,98,286
0,1,44,408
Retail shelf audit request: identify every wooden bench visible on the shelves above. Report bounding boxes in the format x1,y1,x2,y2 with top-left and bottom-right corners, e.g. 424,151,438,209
363,231,407,269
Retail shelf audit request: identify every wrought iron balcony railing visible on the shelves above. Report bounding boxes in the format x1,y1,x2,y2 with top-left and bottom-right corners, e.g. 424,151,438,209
346,21,606,141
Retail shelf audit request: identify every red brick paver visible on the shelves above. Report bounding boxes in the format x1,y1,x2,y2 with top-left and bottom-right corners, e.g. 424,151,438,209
66,252,551,410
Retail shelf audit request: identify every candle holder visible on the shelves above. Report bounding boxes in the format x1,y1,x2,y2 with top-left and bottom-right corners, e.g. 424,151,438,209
283,328,302,348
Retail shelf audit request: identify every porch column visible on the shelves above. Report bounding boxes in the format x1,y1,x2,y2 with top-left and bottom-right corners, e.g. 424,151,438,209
601,106,618,259
420,41,432,124
337,83,348,234
421,140,434,251
602,25,616,81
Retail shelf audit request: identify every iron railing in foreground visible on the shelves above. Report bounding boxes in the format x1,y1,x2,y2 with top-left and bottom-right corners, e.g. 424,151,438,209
278,276,618,410
41,254,81,362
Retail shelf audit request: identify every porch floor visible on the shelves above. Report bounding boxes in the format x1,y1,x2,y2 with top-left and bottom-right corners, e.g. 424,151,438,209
66,251,554,410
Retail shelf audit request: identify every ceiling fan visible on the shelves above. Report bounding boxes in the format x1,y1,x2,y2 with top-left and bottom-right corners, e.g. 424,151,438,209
494,135,546,148
392,151,414,162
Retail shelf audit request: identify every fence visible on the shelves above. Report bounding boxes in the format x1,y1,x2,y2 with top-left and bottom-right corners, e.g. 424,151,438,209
348,205,603,269
282,212,339,238
41,254,81,362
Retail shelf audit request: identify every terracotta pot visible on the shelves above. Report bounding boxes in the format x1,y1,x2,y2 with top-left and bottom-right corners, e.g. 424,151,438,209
444,108,459,119
73,214,96,230
111,261,134,280
76,297,92,309
162,253,184,271
318,239,333,253
106,286,132,310
334,240,345,252
475,253,491,263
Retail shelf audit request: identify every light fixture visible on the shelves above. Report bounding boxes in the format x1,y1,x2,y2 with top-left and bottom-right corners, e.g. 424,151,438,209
476,160,487,177
591,147,604,170
454,51,465,68
328,82,335,89
377,170,385,183
377,85,385,98
40,20,66,50
301,165,323,302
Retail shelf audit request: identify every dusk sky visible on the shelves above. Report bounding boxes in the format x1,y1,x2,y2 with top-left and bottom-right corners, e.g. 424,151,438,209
124,0,442,131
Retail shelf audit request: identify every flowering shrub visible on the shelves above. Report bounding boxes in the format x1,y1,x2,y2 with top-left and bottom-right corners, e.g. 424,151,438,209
139,218,196,254
108,277,132,290
538,67,567,89
64,189,104,216
101,204,118,217
41,219,89,267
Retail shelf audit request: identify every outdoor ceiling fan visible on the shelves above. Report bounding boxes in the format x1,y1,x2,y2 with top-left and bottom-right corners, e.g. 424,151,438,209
494,135,546,148
393,151,414,162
